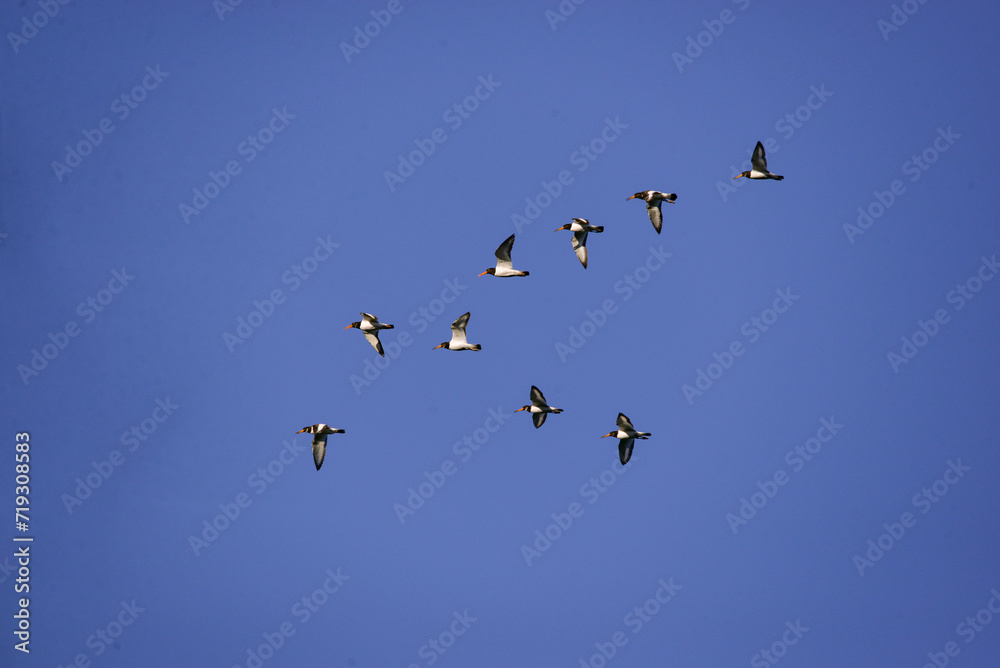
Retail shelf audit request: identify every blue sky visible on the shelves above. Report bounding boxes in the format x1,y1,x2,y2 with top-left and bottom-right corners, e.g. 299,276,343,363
2,1,1000,666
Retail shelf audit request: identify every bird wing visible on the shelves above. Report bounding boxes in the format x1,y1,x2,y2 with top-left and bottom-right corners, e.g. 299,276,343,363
646,202,663,234
617,412,635,431
360,312,378,325
363,330,384,357
532,412,547,429
450,312,471,345
495,234,515,262
572,217,590,226
619,438,635,465
751,141,768,172
530,385,546,407
572,230,588,268
312,433,328,470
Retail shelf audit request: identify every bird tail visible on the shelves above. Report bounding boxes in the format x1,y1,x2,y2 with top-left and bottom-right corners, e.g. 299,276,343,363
384,324,395,329
551,408,564,413
772,175,784,181
472,344,482,351
593,226,604,233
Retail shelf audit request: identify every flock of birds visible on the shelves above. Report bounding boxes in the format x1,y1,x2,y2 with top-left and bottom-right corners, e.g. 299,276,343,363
298,141,784,470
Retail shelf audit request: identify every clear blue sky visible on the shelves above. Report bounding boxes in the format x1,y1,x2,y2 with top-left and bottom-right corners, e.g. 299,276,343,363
3,1,1000,666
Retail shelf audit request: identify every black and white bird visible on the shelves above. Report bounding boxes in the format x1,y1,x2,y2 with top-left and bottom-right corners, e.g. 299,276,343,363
344,312,394,357
479,233,529,277
295,424,345,471
733,141,784,180
515,385,563,428
433,312,481,351
627,191,677,234
601,413,651,465
555,218,604,269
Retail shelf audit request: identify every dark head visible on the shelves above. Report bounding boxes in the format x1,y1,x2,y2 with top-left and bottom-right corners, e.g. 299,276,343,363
554,223,572,232
733,171,750,180
344,321,360,330
627,192,645,201
601,431,616,438
478,268,496,277
515,405,531,412
433,342,450,350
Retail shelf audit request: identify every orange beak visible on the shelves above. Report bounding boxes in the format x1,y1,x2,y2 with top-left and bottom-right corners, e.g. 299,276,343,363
343,324,354,329
478,270,490,277
626,195,637,200
732,174,744,180
433,343,446,349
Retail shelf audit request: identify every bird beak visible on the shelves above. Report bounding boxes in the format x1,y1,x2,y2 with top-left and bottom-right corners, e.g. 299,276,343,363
732,174,744,180
432,343,446,349
343,324,354,329
515,407,526,412
626,195,637,200
600,432,612,438
477,270,490,277
296,428,306,434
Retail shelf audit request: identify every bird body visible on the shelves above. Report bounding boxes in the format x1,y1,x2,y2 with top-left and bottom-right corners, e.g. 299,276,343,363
296,424,345,470
627,191,677,234
515,385,563,428
345,313,394,357
479,234,529,277
433,311,481,351
555,218,604,268
601,413,651,465
733,141,784,180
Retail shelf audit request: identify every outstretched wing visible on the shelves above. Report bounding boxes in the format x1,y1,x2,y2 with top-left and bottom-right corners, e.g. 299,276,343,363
363,330,384,357
646,202,663,234
450,312,471,345
532,412,547,429
751,141,768,172
572,230,589,268
530,385,546,407
617,412,635,431
312,433,328,470
619,438,635,465
494,234,516,272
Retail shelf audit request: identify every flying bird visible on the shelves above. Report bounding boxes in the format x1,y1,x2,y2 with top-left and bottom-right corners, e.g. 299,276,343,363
515,385,564,428
601,412,651,465
627,191,677,234
295,424,345,470
479,233,529,277
555,218,604,268
345,312,394,357
733,141,784,180
433,311,481,351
